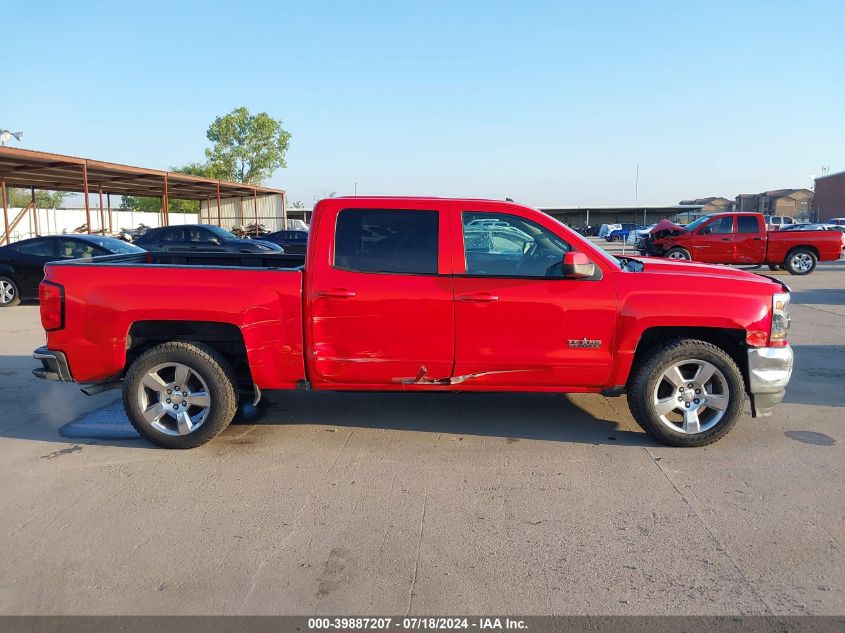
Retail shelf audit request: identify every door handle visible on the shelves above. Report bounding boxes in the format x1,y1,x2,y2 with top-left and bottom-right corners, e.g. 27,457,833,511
752,237,763,241
720,238,731,241
317,288,356,299
457,292,499,303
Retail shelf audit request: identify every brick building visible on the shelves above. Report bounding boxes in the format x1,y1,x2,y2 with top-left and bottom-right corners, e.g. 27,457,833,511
814,170,845,222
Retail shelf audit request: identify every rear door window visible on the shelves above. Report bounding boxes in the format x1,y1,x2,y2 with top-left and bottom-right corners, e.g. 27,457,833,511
161,227,185,242
334,209,438,275
736,215,759,234
16,239,56,257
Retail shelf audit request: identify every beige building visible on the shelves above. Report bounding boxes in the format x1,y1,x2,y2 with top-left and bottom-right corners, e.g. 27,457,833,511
678,197,733,214
733,189,813,219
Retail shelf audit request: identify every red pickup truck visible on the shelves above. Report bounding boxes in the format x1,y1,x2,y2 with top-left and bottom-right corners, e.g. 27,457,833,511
33,197,794,449
640,212,844,274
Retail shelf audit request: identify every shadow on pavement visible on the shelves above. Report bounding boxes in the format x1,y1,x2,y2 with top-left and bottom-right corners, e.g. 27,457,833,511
791,289,845,306
1,352,655,448
783,345,845,408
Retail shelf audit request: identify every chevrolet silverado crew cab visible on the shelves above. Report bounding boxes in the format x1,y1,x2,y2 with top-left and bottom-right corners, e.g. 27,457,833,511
640,212,844,274
33,197,794,449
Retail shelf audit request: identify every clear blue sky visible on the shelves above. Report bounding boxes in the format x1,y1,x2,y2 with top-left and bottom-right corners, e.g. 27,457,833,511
3,0,843,207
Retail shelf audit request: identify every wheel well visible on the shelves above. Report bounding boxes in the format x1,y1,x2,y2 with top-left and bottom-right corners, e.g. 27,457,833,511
632,326,748,389
786,244,819,259
126,321,253,389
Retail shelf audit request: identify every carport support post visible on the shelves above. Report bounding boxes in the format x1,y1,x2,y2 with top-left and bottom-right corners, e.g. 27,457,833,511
216,182,222,227
1,180,9,245
253,188,259,236
31,187,40,236
162,174,169,226
107,194,112,233
282,191,287,229
82,162,91,234
98,187,106,235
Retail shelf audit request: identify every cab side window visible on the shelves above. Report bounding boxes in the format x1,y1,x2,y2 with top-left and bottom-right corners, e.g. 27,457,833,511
334,209,438,275
59,239,97,259
702,216,734,235
462,212,571,278
188,227,214,243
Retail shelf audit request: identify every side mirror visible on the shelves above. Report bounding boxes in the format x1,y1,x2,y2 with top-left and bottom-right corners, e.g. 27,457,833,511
562,252,595,279
700,227,712,235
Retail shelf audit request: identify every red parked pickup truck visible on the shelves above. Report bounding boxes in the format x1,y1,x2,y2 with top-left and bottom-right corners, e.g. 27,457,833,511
33,197,794,449
640,212,844,274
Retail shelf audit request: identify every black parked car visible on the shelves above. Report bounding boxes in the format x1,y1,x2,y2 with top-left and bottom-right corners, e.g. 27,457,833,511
0,234,145,307
259,230,309,255
132,224,284,254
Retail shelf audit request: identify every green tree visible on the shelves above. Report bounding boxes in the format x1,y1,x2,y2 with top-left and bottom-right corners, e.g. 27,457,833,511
205,107,291,183
8,188,68,209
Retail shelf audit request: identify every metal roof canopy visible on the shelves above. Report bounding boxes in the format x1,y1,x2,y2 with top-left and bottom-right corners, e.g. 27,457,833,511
0,146,286,242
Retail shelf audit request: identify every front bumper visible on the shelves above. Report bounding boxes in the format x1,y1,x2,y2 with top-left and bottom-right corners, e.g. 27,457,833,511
32,346,73,382
747,345,793,418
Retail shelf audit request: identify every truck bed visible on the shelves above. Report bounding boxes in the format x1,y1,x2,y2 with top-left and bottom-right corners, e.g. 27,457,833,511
40,251,308,387
765,229,844,263
56,250,307,270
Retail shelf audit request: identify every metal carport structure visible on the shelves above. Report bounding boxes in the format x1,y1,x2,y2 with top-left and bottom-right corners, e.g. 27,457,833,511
0,147,287,244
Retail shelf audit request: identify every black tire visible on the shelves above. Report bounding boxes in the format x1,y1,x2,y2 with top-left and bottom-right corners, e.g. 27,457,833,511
122,341,238,448
611,235,621,242
783,247,817,275
665,247,691,261
0,275,21,307
627,338,745,447
768,264,782,271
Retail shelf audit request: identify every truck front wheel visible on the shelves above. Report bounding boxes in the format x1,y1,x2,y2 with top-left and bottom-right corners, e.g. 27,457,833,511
627,339,744,447
784,248,817,275
123,341,238,449
665,247,691,261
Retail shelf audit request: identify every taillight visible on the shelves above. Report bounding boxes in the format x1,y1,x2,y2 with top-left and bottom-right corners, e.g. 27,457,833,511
39,281,65,331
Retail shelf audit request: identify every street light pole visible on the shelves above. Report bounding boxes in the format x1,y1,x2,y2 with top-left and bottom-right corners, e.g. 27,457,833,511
354,182,358,196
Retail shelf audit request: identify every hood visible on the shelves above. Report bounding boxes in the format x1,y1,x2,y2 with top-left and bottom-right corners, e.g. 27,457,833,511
635,256,784,288
649,219,686,234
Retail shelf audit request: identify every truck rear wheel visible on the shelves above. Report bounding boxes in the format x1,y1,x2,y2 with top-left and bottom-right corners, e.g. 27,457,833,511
665,247,691,261
784,248,817,275
627,339,744,447
122,341,238,449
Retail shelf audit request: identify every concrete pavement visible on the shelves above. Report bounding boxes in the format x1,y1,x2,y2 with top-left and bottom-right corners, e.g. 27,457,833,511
0,267,842,615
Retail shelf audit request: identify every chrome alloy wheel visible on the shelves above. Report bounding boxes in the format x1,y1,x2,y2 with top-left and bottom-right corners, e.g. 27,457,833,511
667,250,688,260
652,359,729,434
789,252,814,273
136,362,211,436
0,280,15,304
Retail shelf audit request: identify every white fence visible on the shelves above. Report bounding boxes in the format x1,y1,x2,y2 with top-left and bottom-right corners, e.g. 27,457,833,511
3,208,199,243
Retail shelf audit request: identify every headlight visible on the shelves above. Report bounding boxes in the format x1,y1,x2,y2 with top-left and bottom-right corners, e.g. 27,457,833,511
770,292,790,347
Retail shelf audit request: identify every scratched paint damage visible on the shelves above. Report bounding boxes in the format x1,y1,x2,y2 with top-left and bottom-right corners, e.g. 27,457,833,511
392,365,535,385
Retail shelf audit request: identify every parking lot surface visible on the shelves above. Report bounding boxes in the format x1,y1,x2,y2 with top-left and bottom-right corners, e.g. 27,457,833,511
0,258,843,615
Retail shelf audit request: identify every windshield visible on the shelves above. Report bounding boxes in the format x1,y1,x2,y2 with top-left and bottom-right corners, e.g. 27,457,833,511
683,215,714,232
205,225,237,240
545,213,623,270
